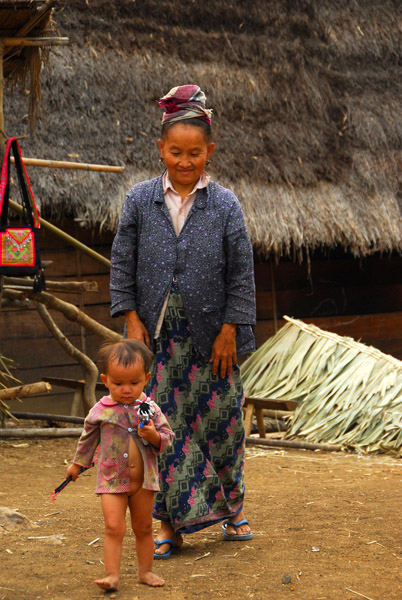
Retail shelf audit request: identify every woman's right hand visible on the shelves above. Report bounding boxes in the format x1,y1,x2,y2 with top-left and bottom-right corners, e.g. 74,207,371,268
125,310,150,346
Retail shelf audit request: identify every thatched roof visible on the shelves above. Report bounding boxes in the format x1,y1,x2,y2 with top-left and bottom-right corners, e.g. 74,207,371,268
3,0,402,258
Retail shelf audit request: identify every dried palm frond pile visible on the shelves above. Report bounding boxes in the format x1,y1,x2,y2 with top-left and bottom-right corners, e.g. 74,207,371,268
0,353,20,423
240,316,402,455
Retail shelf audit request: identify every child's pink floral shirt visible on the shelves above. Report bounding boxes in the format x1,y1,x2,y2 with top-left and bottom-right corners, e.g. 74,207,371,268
73,395,174,493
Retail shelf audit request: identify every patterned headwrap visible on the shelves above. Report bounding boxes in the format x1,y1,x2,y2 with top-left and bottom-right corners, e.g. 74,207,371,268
158,84,212,126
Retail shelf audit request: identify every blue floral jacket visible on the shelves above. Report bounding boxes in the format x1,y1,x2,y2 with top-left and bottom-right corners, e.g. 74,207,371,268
110,175,256,361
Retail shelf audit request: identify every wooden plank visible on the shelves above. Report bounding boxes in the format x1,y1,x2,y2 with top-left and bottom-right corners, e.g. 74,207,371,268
8,363,87,383
1,334,110,369
5,392,88,417
42,259,109,278
0,428,82,439
256,284,402,320
47,274,111,306
41,376,106,391
254,314,402,360
0,303,121,339
255,255,402,291
38,221,114,248
244,397,298,411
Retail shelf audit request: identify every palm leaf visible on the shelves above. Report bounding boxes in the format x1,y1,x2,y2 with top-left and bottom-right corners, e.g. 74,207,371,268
241,316,402,455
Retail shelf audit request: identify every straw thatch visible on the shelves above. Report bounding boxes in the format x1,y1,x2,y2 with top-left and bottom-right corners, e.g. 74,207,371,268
1,0,56,128
240,316,402,455
3,0,402,258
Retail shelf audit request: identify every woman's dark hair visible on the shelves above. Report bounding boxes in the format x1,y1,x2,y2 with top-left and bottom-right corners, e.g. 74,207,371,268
161,117,212,142
98,339,154,374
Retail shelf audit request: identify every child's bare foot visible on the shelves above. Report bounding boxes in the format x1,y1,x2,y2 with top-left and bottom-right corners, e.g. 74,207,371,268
139,571,165,587
95,575,119,591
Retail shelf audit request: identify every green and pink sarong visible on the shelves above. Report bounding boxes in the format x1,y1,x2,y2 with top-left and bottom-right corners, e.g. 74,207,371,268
147,282,246,534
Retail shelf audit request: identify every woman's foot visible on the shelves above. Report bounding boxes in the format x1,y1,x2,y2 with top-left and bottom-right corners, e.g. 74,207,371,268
223,509,252,537
95,575,119,591
154,522,183,557
139,571,165,587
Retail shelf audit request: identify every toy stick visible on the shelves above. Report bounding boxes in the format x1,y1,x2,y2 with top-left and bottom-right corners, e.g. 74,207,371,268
51,463,94,502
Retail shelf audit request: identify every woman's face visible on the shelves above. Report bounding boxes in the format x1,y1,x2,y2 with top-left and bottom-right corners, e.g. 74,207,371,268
158,122,215,195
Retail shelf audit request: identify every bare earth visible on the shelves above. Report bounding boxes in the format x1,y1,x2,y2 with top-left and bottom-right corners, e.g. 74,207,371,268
1,437,402,600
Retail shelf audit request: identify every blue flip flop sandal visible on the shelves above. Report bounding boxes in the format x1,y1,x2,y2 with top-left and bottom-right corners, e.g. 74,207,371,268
222,519,253,541
153,538,177,559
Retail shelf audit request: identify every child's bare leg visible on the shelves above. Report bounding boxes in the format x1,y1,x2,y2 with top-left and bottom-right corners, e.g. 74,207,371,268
129,488,165,587
96,493,128,591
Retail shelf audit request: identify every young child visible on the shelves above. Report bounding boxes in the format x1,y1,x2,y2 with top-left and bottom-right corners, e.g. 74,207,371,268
66,339,174,591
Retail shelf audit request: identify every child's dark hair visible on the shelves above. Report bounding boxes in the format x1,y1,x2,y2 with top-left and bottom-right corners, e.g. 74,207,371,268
161,117,212,142
98,339,154,374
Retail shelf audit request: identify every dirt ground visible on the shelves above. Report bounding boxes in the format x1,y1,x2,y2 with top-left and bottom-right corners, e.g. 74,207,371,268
1,436,402,600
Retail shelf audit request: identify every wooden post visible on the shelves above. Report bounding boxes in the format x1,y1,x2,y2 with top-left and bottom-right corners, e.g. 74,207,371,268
75,248,87,355
0,41,5,314
0,40,5,161
270,261,278,333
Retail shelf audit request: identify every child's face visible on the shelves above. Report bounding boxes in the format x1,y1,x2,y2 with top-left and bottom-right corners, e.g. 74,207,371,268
100,358,151,404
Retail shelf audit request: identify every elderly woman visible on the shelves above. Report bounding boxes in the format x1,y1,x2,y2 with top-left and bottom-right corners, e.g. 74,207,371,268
110,84,256,559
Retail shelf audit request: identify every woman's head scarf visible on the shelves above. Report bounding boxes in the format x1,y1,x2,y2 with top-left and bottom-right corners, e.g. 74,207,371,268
158,84,212,126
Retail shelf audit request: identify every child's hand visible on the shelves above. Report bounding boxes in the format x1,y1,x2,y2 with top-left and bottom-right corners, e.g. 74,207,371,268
138,419,161,449
66,462,82,481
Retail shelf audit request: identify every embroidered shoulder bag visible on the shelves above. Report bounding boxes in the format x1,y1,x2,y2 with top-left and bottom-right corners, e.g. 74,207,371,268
0,137,45,291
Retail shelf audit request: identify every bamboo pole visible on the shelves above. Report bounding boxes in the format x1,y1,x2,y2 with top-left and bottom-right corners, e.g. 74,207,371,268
263,409,293,419
0,381,51,400
8,199,111,268
245,436,344,453
3,277,99,292
0,427,82,438
3,37,70,47
12,412,84,424
10,156,124,173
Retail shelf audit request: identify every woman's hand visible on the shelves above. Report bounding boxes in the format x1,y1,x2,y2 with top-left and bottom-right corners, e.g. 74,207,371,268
138,419,161,449
125,310,150,346
210,323,237,378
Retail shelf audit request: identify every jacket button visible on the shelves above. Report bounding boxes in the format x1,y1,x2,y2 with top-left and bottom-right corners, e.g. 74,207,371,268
128,427,133,432
123,453,128,458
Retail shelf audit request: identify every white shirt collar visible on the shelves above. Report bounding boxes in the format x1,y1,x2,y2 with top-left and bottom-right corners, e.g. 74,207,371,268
162,171,210,195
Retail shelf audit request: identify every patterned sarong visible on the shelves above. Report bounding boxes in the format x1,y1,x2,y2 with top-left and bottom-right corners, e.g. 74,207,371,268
147,282,246,534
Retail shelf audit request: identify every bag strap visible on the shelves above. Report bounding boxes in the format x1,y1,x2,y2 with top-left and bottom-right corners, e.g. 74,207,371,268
0,137,41,230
